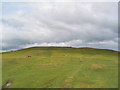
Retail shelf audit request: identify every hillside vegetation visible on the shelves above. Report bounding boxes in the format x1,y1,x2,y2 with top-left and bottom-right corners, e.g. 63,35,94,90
2,47,119,88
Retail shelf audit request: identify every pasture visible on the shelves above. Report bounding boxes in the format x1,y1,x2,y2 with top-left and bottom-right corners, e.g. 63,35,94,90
2,47,119,88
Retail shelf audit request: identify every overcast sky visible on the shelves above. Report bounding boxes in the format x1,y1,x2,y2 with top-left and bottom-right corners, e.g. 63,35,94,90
1,1,118,51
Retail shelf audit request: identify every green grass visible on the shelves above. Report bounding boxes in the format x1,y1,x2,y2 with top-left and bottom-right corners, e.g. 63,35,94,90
2,47,119,88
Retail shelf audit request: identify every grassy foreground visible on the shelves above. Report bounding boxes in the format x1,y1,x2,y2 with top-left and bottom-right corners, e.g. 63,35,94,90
2,47,119,88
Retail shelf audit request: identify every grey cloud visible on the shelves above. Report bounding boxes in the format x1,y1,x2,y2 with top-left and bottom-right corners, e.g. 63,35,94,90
1,2,118,51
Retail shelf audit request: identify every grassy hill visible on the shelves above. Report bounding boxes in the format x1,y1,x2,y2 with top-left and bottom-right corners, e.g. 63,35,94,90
2,47,119,88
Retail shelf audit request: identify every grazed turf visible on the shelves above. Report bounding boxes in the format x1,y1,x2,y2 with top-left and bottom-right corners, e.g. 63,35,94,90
2,47,119,88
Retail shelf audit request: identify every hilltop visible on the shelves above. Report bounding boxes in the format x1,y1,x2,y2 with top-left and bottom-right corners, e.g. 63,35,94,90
2,47,119,88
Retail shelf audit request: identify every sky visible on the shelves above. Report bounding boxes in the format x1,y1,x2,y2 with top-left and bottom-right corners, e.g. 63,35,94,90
1,1,118,51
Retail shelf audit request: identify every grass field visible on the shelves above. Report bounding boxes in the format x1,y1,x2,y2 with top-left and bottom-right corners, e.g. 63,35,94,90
2,47,119,88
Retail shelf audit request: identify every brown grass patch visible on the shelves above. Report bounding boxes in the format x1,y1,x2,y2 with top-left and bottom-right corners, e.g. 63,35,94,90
62,83,72,88
68,76,75,79
90,64,105,70
63,75,75,88
65,75,75,83
64,54,69,56
64,79,72,83
76,83,90,88
35,63,60,68
79,58,84,62
79,83,90,88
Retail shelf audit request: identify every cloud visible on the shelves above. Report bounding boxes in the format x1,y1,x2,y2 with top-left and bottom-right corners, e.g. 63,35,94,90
1,2,118,51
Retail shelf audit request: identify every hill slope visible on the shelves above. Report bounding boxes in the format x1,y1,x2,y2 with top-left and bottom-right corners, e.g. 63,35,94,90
2,47,119,88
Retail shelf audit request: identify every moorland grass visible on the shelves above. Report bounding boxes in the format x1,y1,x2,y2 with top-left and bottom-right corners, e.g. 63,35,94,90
2,47,119,88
